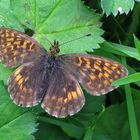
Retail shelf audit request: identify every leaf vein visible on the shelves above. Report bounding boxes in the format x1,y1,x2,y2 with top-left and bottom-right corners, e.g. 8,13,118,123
38,0,62,31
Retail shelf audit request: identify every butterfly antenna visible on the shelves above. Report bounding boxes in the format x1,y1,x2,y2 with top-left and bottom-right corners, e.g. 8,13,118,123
59,34,91,46
39,34,53,46
46,38,53,46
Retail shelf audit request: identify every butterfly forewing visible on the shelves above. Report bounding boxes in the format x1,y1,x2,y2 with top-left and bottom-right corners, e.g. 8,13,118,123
41,68,85,118
8,61,47,107
0,28,46,67
60,54,128,96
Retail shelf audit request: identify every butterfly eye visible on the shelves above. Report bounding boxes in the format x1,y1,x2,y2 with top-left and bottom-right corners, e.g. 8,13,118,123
56,47,60,53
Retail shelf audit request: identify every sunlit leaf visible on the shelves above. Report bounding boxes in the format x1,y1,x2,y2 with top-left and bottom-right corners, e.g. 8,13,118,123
101,0,134,16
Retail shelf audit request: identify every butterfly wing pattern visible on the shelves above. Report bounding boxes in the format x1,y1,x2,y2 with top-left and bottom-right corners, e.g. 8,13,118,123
41,67,85,118
0,28,47,106
0,28,128,118
60,54,128,96
8,61,47,107
0,28,46,67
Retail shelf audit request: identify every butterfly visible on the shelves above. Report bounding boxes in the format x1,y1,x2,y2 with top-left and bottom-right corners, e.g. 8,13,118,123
0,27,128,118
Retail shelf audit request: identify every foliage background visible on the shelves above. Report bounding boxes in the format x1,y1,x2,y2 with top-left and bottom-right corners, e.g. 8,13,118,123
0,0,140,140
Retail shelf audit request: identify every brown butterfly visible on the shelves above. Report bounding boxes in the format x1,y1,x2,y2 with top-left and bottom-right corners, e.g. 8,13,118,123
0,28,128,118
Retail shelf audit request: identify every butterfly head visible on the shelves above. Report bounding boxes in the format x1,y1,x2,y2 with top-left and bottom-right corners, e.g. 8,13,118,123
49,40,60,56
48,34,91,56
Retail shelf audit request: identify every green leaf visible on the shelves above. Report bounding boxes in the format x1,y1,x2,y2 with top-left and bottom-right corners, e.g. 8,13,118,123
39,116,85,139
0,0,24,30
35,123,70,140
69,93,105,127
0,82,37,140
0,63,14,84
112,72,140,86
101,41,140,61
1,0,104,54
124,84,139,140
84,128,93,140
133,34,140,56
92,100,140,140
101,0,135,16
122,57,139,140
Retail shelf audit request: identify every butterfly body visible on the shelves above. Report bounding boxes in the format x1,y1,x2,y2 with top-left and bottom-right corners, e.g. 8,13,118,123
0,28,128,118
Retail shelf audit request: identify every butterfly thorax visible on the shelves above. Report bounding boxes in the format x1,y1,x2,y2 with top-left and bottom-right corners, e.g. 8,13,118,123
38,40,60,70
49,40,60,56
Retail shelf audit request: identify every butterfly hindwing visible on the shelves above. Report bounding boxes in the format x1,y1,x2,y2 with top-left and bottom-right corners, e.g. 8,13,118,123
41,68,85,118
0,28,46,67
8,61,47,107
60,54,128,96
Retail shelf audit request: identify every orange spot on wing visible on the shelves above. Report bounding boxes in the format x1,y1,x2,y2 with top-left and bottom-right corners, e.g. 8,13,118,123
104,72,109,78
15,74,22,82
98,73,103,79
11,33,15,37
6,38,14,42
18,78,23,85
94,64,102,71
22,41,28,48
14,41,21,45
105,62,111,67
68,92,72,101
112,66,117,70
83,58,91,68
6,32,9,37
29,43,34,51
14,68,21,75
22,45,27,49
71,91,77,99
7,42,11,46
22,40,30,49
64,98,68,103
90,73,96,80
103,66,112,74
116,70,121,75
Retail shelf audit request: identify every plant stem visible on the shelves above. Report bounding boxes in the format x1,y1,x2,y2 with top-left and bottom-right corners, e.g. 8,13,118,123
122,57,139,140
